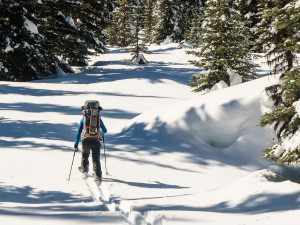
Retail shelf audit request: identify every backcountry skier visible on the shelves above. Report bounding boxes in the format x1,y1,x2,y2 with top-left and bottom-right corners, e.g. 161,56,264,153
74,100,107,182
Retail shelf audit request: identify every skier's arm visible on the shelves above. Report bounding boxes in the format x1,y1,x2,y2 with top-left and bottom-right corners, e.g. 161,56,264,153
75,118,83,145
100,119,107,134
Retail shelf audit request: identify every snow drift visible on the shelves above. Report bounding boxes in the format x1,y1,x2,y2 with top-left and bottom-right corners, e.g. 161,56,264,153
117,75,279,168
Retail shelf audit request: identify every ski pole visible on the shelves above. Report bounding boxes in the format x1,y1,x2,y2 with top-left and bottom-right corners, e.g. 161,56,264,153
67,148,76,181
103,135,109,175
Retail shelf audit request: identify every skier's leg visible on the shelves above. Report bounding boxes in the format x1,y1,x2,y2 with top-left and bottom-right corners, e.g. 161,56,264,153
81,141,90,173
91,142,102,180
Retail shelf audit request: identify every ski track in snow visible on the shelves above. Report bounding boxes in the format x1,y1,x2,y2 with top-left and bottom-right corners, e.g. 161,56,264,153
82,174,163,225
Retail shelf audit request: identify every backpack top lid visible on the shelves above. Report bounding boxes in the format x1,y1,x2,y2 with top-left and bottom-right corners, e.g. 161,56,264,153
81,100,103,111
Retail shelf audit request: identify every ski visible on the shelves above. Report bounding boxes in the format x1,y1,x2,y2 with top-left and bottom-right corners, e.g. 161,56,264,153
79,166,109,210
78,166,102,182
78,166,103,185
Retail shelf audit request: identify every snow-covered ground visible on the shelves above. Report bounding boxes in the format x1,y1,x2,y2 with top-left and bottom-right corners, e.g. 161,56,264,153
1,43,300,225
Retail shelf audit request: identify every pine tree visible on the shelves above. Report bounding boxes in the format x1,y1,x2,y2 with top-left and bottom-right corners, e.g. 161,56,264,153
260,67,300,164
106,0,119,46
154,0,176,43
257,0,297,75
0,0,56,81
188,0,258,93
107,0,133,47
236,0,260,51
185,0,205,47
0,0,111,81
125,0,149,64
154,0,202,43
259,0,300,164
171,0,186,42
69,0,113,65
108,0,206,45
144,0,156,43
41,0,109,68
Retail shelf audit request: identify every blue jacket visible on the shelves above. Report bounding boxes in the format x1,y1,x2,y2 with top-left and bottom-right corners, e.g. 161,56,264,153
75,118,107,145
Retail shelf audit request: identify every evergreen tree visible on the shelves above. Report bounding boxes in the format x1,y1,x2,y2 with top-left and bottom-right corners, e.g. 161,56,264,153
260,67,300,164
41,0,109,68
259,0,300,164
171,0,186,42
0,0,111,81
41,1,85,69
107,0,133,47
188,0,258,93
144,0,156,43
153,0,202,43
70,0,113,65
108,0,206,45
0,0,56,81
257,0,297,75
125,0,149,64
236,0,260,51
106,0,119,46
185,0,205,47
154,0,176,43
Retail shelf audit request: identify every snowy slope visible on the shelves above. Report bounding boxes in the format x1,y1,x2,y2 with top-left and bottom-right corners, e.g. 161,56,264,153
118,74,278,168
1,43,300,225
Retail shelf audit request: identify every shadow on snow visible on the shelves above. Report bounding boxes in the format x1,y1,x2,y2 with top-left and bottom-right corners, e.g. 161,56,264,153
133,191,300,214
104,177,189,190
39,60,201,85
0,107,139,151
0,183,114,221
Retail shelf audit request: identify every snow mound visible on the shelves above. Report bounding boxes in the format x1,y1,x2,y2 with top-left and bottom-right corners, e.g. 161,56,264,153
201,164,300,212
118,75,279,166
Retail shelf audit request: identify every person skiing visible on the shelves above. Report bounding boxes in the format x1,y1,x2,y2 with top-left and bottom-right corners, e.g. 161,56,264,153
74,101,107,182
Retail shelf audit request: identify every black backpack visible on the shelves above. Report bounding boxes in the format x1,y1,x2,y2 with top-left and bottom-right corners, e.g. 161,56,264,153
81,100,103,141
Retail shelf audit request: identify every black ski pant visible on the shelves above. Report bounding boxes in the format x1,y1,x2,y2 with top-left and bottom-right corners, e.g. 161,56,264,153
81,140,102,178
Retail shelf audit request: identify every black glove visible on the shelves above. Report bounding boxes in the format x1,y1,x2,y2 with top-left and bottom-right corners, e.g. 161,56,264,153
74,144,78,152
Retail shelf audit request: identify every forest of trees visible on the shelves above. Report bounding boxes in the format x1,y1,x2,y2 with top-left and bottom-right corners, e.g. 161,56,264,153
0,0,299,164
1,0,298,81
0,0,262,81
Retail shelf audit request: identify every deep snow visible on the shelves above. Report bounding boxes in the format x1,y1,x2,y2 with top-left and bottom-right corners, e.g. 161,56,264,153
1,43,300,225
